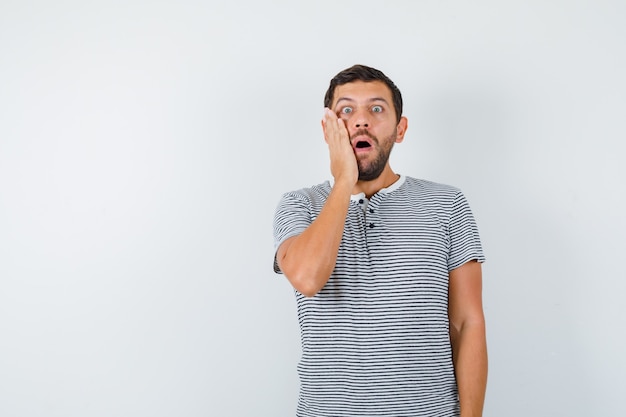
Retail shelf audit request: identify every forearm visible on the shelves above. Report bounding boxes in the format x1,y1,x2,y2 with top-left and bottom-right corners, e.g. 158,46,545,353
277,179,353,296
451,321,488,417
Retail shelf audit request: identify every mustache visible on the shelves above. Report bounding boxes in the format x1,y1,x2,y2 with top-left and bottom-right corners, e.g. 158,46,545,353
350,129,378,143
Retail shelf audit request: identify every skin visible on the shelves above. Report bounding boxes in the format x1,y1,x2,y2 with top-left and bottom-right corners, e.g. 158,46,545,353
276,80,487,417
449,260,488,417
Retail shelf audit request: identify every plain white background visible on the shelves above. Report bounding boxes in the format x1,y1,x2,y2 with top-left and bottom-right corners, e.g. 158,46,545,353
1,1,624,416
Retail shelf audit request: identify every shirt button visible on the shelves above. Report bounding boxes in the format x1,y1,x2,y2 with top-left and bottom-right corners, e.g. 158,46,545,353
369,208,374,213
369,223,375,228
359,199,364,204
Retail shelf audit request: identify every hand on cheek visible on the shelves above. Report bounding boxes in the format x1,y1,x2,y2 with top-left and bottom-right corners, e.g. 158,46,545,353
321,108,358,185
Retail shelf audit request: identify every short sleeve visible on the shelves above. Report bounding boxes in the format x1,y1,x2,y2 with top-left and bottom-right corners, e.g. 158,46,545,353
272,192,313,274
447,191,485,271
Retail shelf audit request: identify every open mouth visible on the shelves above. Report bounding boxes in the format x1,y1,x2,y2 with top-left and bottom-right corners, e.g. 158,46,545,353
355,141,371,149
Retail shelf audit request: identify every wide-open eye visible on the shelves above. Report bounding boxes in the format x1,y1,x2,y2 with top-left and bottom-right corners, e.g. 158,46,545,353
372,105,383,113
341,107,353,114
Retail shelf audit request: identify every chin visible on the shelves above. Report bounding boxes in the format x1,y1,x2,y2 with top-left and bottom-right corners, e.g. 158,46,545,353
358,170,384,182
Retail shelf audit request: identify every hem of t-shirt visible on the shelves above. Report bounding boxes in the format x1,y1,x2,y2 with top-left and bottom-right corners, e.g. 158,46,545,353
273,230,304,274
448,254,487,272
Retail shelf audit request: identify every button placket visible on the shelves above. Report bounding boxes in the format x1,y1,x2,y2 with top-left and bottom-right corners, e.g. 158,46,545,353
349,199,367,232
365,197,380,232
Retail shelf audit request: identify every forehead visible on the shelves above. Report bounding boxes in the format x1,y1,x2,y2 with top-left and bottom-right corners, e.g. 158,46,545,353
332,80,393,106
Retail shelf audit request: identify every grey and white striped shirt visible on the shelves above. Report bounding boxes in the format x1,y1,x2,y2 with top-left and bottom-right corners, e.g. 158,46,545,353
273,175,485,417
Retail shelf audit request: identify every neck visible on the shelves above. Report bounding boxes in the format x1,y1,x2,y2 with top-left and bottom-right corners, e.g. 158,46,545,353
352,166,399,198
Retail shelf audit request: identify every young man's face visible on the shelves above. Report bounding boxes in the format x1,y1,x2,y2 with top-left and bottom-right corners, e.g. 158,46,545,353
331,80,407,181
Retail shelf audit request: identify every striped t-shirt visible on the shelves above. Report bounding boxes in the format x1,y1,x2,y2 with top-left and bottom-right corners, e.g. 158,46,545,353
273,175,485,417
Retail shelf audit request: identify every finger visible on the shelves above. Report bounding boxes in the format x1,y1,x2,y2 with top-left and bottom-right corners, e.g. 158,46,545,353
323,109,340,142
322,115,333,144
322,108,336,140
323,108,350,150
334,117,348,142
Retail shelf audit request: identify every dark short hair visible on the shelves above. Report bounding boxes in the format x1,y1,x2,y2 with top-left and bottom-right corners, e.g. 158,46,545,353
324,64,403,123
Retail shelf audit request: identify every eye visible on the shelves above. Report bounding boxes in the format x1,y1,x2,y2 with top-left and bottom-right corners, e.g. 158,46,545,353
372,105,383,113
340,107,353,114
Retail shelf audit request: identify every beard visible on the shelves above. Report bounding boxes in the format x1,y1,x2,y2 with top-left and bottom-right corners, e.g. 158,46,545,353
351,130,396,181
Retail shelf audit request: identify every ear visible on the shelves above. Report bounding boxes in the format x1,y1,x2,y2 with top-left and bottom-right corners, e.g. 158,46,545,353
395,116,408,143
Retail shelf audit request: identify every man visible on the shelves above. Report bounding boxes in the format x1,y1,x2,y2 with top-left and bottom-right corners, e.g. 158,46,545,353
273,64,487,417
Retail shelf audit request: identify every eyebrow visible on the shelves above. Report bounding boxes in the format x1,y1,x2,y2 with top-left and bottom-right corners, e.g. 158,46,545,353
335,97,390,106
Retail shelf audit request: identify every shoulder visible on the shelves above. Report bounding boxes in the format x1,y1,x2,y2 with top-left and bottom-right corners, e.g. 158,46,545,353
277,181,332,206
401,176,463,199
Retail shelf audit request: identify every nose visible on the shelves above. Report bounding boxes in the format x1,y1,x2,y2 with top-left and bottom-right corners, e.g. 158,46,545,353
351,109,370,129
